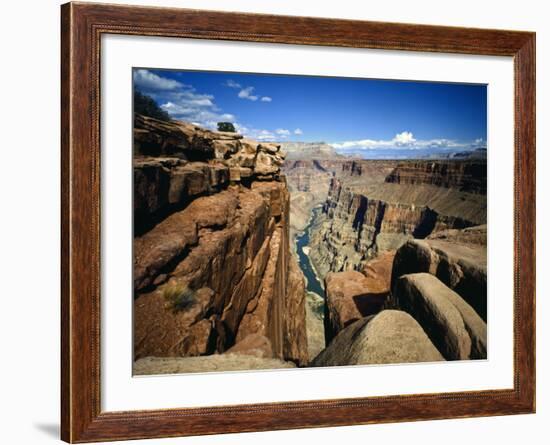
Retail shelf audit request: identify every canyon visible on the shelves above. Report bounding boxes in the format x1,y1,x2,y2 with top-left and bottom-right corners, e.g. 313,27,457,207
282,147,487,366
133,118,488,375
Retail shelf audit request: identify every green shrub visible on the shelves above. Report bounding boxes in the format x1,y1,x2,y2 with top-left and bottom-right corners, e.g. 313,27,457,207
163,284,196,312
217,122,236,133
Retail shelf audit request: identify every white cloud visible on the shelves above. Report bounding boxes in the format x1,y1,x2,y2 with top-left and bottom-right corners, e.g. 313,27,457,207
393,131,416,145
135,71,279,138
294,128,303,135
161,101,236,126
332,132,484,151
133,69,183,90
257,130,276,140
275,129,291,137
238,87,259,101
134,71,238,129
474,137,486,146
233,125,279,141
225,80,272,103
162,90,215,108
224,80,242,89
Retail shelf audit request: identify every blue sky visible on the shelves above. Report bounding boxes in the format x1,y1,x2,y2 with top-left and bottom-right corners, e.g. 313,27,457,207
133,68,487,154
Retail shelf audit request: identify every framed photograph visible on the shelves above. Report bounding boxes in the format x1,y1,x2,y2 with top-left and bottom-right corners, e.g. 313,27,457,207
61,2,535,442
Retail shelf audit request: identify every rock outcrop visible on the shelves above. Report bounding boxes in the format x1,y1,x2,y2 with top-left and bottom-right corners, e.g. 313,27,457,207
312,310,444,367
134,115,286,233
391,236,487,320
133,114,307,370
393,273,487,360
324,270,387,344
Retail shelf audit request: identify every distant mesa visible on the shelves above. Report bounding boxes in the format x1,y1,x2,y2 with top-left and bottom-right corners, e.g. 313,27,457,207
279,141,345,160
449,147,487,160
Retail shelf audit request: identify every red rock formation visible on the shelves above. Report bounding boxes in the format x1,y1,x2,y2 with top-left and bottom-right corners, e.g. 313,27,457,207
385,160,487,194
309,158,486,276
311,177,474,276
133,115,308,369
361,250,396,295
324,268,391,344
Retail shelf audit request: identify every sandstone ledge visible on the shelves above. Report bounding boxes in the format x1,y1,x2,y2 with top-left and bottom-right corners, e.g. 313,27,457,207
134,354,296,375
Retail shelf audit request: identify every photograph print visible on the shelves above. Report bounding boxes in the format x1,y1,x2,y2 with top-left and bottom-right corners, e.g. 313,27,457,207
132,68,487,376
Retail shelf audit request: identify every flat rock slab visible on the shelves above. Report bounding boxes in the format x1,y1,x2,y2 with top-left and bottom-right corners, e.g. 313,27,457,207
133,354,295,375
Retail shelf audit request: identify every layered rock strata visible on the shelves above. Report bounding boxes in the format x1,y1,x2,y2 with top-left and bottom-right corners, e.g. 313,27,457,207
133,115,307,371
385,161,487,194
309,160,486,277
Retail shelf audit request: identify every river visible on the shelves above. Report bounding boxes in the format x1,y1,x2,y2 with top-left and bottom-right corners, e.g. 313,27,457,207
295,207,325,297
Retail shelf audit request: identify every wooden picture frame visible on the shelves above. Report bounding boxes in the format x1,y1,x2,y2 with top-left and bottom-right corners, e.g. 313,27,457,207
61,2,535,442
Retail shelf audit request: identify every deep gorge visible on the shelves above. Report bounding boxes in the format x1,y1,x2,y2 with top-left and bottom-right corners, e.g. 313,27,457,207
132,118,488,374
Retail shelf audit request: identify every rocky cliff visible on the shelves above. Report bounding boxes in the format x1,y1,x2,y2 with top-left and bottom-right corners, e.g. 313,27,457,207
309,159,487,276
385,160,487,194
133,114,308,372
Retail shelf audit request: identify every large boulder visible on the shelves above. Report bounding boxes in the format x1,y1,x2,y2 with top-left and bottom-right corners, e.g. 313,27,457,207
391,238,487,320
393,273,486,360
312,310,444,367
324,271,387,344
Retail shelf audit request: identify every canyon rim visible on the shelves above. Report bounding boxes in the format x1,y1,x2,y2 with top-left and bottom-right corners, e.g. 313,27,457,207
132,69,488,375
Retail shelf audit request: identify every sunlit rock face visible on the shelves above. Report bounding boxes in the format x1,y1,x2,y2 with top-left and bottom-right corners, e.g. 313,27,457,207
133,115,308,371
